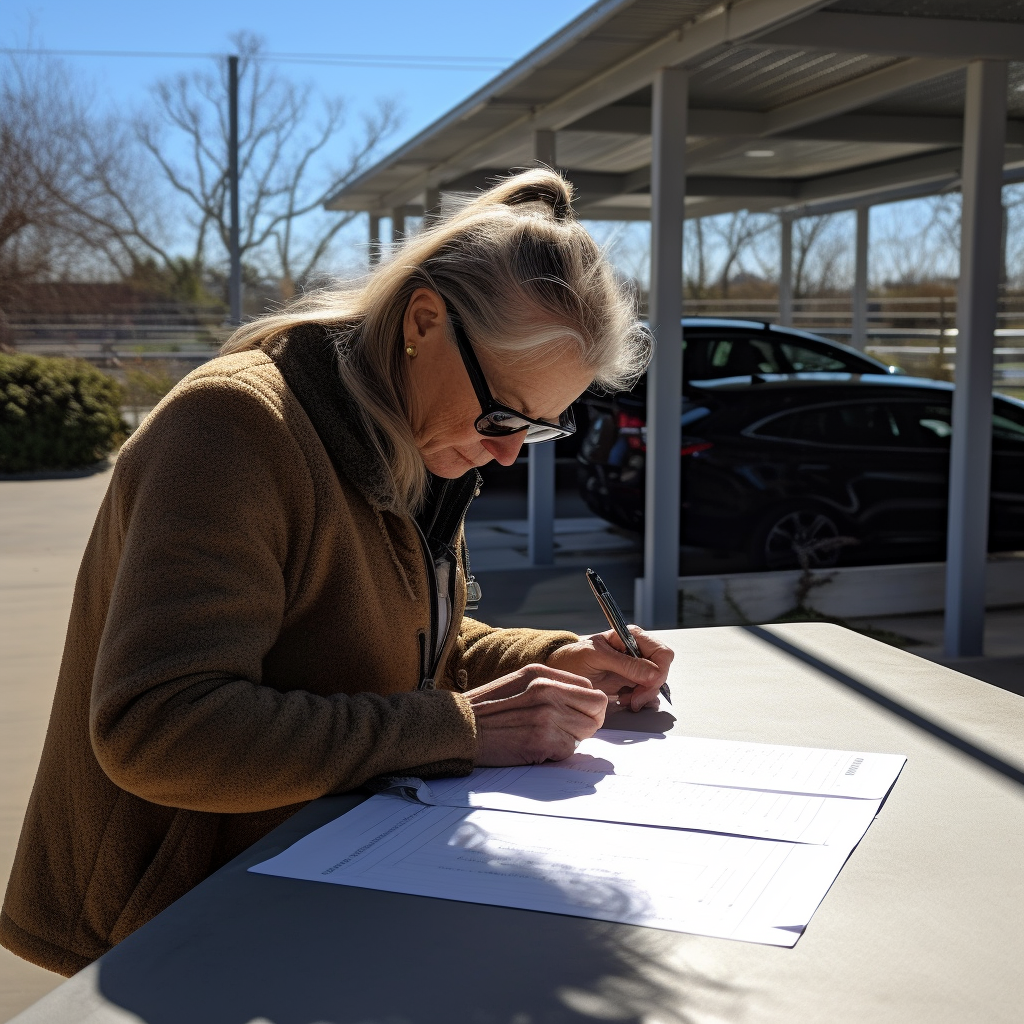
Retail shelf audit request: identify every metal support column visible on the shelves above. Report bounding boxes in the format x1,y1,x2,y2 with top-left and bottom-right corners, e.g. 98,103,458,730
778,214,793,327
391,208,406,248
424,187,441,226
852,206,870,349
368,214,381,267
227,55,241,326
640,66,688,628
944,59,1008,658
528,129,557,565
533,129,556,169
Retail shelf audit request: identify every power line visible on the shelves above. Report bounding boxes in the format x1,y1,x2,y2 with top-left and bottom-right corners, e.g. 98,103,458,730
0,47,512,70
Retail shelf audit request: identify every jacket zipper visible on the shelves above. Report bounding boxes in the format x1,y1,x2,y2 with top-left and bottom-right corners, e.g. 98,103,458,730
412,518,440,689
412,471,481,689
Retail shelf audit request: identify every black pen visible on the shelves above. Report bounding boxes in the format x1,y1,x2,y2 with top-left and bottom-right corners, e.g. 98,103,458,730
586,568,671,704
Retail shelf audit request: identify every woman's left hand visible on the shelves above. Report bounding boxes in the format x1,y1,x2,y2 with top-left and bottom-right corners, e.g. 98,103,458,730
546,626,674,712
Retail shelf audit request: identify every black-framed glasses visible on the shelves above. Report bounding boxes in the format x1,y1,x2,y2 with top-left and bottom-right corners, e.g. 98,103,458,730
447,308,576,444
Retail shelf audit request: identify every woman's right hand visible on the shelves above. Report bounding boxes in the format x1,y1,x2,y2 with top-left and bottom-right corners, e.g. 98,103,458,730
466,664,608,766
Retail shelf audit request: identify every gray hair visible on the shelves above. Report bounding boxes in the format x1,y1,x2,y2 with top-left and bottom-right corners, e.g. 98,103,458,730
223,167,651,511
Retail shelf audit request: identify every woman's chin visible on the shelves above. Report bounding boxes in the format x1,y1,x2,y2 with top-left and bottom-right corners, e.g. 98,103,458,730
425,449,485,478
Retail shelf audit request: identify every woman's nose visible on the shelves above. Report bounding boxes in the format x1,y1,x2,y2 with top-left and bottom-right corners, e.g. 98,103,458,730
481,433,527,467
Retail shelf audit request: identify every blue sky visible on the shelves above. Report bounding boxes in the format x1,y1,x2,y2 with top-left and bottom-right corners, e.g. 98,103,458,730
7,0,595,147
9,1,1017,288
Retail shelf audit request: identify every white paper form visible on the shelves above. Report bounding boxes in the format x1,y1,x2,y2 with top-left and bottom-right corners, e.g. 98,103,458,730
422,767,880,847
562,731,906,800
249,794,853,948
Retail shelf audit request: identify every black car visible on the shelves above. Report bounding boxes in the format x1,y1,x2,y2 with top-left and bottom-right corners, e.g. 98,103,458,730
547,318,899,469
672,317,902,381
578,373,1024,570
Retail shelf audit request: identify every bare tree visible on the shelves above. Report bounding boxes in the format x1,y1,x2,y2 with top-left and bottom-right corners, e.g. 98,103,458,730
871,195,960,287
706,210,774,296
135,33,400,295
0,48,183,305
683,217,709,298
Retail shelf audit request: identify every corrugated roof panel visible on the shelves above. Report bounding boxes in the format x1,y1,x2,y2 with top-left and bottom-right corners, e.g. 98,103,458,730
861,62,1024,118
688,47,900,111
826,0,1024,21
692,139,939,180
557,131,653,172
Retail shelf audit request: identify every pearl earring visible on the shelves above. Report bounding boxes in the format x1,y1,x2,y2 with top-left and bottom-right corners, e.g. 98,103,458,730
405,344,418,358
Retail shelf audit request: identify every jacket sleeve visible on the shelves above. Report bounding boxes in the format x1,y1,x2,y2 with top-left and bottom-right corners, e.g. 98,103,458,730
89,376,477,813
452,617,579,690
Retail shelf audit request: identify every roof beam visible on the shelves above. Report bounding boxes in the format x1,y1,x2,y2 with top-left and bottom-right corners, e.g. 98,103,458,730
567,107,1024,146
578,157,1024,222
577,196,780,221
441,167,799,200
353,0,831,211
792,147,978,205
687,56,963,167
758,12,1024,59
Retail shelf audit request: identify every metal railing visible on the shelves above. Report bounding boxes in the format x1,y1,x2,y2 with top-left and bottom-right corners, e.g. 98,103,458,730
7,305,227,370
7,294,1024,392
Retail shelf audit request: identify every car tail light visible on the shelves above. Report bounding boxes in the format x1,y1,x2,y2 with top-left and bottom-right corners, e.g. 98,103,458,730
617,413,713,458
616,412,646,451
681,441,713,457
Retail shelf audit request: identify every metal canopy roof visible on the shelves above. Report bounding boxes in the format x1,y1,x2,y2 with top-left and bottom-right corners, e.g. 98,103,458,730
325,0,1024,220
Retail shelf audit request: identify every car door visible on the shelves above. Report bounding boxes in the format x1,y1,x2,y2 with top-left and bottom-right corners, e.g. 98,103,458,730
883,399,955,549
747,397,922,556
990,397,1024,550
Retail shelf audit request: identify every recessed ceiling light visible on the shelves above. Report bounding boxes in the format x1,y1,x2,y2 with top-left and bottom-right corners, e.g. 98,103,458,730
745,149,775,158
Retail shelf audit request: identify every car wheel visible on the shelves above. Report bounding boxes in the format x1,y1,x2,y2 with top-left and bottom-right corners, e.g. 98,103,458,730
750,505,850,571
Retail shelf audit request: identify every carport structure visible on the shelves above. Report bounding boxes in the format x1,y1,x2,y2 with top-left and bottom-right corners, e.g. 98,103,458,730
326,0,1024,656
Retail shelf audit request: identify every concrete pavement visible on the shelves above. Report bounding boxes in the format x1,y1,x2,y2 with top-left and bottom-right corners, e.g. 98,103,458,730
0,465,113,1020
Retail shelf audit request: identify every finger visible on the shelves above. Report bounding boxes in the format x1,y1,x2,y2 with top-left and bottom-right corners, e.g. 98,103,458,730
474,679,607,723
473,703,605,764
628,626,676,671
467,663,595,706
477,702,604,742
525,663,597,689
591,634,662,686
527,678,609,722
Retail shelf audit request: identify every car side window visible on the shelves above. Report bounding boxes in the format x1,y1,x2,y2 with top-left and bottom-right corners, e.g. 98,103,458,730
779,341,849,373
685,334,783,379
889,402,953,449
993,398,1024,450
752,402,900,446
888,399,1024,451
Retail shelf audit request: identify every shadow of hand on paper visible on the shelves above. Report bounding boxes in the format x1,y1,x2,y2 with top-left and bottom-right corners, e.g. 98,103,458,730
603,703,677,735
94,796,740,1024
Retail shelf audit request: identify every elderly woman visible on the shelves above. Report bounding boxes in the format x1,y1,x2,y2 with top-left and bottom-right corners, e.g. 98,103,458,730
1,169,672,977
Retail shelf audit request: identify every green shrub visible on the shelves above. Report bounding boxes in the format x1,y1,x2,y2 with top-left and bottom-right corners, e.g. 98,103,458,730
0,354,128,472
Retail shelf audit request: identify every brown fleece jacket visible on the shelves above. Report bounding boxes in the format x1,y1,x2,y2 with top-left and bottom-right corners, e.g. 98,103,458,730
1,330,576,976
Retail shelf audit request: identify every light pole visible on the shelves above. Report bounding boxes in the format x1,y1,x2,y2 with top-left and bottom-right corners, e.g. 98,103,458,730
228,54,241,326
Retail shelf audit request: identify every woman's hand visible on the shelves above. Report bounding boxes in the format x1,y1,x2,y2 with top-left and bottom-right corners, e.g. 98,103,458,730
467,664,608,766
546,626,674,712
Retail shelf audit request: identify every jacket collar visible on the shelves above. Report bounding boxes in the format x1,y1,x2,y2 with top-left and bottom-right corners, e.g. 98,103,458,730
266,323,399,512
266,323,478,533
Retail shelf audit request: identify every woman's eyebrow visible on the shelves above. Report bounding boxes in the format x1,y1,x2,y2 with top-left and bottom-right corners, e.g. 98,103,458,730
493,386,532,416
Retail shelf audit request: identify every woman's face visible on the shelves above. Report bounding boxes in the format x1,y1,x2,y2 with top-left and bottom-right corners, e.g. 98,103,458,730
403,288,594,479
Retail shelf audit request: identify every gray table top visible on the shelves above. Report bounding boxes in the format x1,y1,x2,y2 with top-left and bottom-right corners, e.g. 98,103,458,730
12,623,1024,1024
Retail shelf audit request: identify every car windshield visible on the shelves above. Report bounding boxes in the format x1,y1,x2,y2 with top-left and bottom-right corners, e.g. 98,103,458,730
683,331,868,381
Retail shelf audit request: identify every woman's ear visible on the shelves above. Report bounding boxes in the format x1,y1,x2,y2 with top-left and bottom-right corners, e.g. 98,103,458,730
404,288,446,345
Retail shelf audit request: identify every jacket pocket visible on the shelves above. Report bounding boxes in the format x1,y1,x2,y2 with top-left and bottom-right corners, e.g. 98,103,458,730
106,807,218,946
